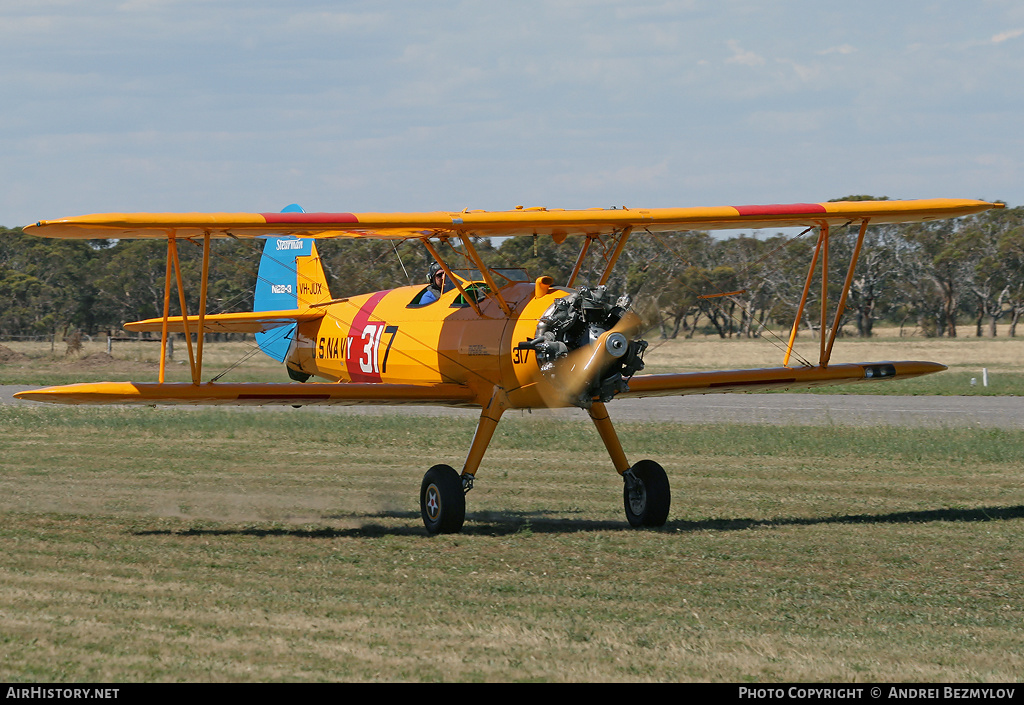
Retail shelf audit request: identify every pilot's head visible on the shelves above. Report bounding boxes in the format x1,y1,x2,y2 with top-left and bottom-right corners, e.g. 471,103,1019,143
428,262,445,290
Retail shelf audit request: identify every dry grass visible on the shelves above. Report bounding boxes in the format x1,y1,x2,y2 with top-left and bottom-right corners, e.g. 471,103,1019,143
633,327,1024,395
1,407,1022,682
0,339,281,385
643,325,1024,370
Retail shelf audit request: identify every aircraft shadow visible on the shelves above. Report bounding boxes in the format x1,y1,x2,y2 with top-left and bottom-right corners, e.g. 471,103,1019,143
131,504,1024,539
666,504,1024,534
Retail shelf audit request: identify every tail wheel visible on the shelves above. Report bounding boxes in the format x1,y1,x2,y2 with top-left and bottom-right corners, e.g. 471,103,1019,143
420,464,466,535
623,459,670,527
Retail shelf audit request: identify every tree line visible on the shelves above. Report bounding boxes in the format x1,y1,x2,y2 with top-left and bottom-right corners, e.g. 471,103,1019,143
618,198,1024,340
1,197,1021,340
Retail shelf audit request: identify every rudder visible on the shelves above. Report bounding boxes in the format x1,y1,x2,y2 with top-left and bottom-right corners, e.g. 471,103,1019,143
254,204,332,362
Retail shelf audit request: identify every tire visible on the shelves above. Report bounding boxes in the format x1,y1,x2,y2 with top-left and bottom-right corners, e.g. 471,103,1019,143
623,459,670,528
420,464,466,535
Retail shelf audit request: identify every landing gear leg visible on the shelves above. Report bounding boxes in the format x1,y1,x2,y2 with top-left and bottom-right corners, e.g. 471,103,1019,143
588,401,670,528
419,388,507,535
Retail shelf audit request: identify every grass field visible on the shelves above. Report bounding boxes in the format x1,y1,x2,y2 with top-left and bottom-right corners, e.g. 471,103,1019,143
1,406,1022,682
2,330,1021,681
641,327,1024,395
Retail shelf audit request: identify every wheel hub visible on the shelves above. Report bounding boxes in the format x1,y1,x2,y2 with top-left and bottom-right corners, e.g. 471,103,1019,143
425,485,441,520
624,471,647,514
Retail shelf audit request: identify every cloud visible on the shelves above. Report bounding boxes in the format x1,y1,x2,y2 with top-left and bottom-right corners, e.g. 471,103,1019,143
991,28,1024,44
2,2,1022,225
775,58,819,83
746,110,824,134
553,161,672,194
818,44,856,56
725,40,765,67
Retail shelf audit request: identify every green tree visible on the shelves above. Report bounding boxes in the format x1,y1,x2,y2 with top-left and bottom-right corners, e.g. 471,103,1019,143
0,226,102,336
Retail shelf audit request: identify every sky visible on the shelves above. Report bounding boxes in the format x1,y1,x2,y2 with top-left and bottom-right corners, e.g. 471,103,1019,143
2,0,1022,228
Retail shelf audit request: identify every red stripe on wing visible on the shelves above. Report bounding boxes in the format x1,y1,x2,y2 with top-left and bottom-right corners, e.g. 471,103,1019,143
732,203,828,216
260,212,360,224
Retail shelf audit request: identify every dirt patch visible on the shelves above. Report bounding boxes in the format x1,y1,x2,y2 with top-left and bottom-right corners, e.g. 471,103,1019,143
68,352,117,367
65,352,159,373
0,344,29,363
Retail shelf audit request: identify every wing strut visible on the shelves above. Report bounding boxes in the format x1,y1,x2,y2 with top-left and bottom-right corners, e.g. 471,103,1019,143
158,236,174,383
423,235,515,318
783,219,870,369
824,219,869,365
421,238,486,317
566,226,634,288
598,226,633,286
157,233,213,385
458,233,512,317
784,227,823,367
818,222,830,366
566,234,593,288
196,233,212,383
170,237,198,380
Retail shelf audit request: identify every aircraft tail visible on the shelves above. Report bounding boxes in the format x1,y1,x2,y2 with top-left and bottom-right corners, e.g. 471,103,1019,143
254,204,332,362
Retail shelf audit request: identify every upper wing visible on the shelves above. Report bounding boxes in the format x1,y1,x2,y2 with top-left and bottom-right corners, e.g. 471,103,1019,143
24,199,1002,240
618,361,946,398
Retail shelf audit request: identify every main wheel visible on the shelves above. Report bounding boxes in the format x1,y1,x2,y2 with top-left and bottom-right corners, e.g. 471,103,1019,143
420,464,466,535
623,459,670,527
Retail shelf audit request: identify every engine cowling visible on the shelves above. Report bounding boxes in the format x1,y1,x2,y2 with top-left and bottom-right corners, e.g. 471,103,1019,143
518,285,647,408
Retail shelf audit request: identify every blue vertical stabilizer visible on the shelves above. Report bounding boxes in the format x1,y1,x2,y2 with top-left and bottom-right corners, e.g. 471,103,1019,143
254,204,315,363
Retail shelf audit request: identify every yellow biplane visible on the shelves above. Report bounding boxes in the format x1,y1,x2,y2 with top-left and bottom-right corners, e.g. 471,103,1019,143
15,198,1003,533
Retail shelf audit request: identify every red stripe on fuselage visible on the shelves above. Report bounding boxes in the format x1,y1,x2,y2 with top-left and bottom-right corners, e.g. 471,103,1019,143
345,290,392,383
732,203,827,216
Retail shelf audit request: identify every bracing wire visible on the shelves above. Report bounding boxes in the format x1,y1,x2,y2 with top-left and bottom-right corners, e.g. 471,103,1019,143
643,226,819,368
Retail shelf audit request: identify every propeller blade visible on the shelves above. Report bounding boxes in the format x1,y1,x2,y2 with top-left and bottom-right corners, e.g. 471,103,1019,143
538,311,642,406
609,310,642,339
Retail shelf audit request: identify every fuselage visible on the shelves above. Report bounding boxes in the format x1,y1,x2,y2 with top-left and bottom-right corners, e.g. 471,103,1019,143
287,279,571,409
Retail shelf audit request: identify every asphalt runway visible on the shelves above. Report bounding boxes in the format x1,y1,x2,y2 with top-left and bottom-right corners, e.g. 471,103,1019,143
3,385,1022,429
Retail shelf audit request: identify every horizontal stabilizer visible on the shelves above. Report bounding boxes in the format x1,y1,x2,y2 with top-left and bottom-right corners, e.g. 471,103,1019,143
14,381,478,407
619,361,946,398
123,309,325,334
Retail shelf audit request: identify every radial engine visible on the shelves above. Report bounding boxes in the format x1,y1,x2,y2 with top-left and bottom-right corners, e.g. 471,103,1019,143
518,285,647,408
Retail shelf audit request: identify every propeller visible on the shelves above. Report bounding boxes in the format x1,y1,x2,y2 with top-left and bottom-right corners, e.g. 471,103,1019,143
536,311,643,407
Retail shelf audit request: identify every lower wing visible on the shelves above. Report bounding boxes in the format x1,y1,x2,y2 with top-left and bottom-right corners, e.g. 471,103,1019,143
13,361,943,407
14,382,477,407
618,361,945,398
